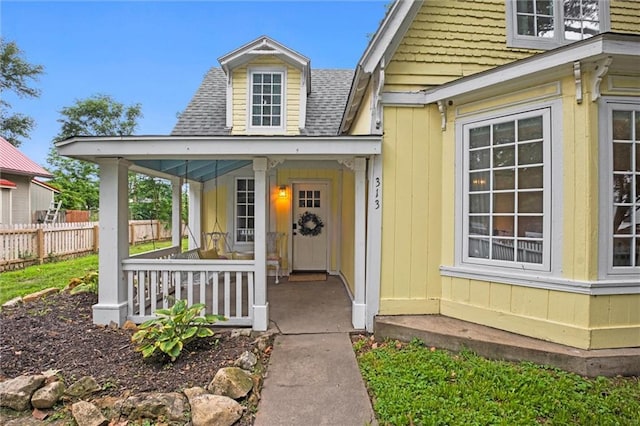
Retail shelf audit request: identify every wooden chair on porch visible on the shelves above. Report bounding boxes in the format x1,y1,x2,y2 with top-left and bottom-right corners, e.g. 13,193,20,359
267,232,285,284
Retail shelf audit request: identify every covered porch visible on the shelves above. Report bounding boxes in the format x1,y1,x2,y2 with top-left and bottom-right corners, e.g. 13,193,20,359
55,135,382,331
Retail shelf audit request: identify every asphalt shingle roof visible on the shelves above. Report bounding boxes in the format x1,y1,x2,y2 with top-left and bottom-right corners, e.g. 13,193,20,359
171,68,354,137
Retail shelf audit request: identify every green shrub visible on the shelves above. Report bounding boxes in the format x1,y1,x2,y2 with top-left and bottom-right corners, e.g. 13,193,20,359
68,272,99,294
131,299,226,362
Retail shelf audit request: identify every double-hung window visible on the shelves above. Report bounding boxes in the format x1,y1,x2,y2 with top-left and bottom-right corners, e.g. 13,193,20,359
463,108,551,270
235,178,254,243
250,71,283,130
506,0,609,49
601,101,640,275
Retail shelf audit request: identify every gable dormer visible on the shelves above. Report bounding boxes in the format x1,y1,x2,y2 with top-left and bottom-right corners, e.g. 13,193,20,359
219,36,311,135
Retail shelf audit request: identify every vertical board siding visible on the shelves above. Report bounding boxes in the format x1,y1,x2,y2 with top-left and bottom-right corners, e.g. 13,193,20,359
340,170,355,293
379,106,442,313
231,56,301,135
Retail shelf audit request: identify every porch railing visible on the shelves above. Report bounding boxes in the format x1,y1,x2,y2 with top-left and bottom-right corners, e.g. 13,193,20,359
123,248,255,326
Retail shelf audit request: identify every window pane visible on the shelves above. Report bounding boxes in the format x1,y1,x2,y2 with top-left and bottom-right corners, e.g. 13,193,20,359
299,200,305,208
613,143,632,171
519,191,543,213
263,117,271,126
636,142,640,172
518,216,543,237
263,106,271,115
470,171,490,191
470,194,490,213
519,142,543,165
273,84,281,94
314,200,320,208
518,240,543,264
263,74,271,83
264,85,271,94
252,116,260,126
273,106,281,115
470,149,490,170
493,122,515,145
494,193,515,213
307,191,313,197
272,117,281,126
494,169,515,190
613,111,632,140
518,116,543,140
238,205,246,216
517,15,535,36
470,126,490,148
613,205,632,234
306,200,312,207
253,74,262,83
613,238,632,266
613,174,632,203
516,0,533,13
493,241,514,261
469,238,490,259
537,16,554,37
494,146,515,167
273,95,281,105
518,166,543,189
273,74,281,83
536,0,553,15
494,216,514,236
470,216,490,235
253,84,262,94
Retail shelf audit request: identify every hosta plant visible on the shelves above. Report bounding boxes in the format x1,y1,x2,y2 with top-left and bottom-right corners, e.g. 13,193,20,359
131,299,226,361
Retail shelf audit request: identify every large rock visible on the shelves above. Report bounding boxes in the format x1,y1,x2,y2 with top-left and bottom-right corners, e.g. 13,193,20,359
64,376,101,399
233,351,258,370
189,394,243,426
207,367,253,399
119,392,186,425
31,381,65,409
71,401,108,426
0,374,46,411
22,288,59,303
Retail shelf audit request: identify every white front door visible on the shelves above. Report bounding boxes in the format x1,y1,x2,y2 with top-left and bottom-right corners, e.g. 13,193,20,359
292,183,328,271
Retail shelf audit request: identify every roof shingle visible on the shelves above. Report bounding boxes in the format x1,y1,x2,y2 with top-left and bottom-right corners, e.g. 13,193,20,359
171,68,354,137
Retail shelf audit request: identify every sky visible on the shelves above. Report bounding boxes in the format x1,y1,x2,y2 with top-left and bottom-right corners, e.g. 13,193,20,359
1,0,388,168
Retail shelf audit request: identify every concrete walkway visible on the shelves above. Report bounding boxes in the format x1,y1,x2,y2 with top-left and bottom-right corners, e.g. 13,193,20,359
254,277,377,425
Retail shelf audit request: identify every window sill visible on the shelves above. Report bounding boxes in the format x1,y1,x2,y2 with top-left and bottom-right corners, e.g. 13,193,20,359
440,265,640,295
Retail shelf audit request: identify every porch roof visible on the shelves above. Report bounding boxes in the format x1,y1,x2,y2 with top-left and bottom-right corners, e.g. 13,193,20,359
55,135,382,182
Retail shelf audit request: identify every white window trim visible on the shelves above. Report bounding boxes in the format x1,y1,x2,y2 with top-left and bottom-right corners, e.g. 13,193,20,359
505,0,610,50
247,67,287,134
449,100,564,280
598,97,640,280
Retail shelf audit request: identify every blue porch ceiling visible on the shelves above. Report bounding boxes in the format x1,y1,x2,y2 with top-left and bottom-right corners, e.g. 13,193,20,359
133,159,252,182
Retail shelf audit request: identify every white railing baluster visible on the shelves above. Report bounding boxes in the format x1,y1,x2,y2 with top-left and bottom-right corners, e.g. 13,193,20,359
162,270,169,309
224,272,231,319
138,271,146,316
187,272,194,306
127,271,134,316
212,272,219,315
150,271,158,314
248,272,254,319
236,271,243,318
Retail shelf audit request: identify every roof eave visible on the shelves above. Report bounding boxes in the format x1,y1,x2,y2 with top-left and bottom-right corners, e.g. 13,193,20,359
340,0,424,133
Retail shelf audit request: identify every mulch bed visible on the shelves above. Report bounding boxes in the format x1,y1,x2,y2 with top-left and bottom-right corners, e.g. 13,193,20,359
0,291,272,424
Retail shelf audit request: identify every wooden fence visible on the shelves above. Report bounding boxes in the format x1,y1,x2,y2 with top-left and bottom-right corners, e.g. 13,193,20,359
0,220,175,272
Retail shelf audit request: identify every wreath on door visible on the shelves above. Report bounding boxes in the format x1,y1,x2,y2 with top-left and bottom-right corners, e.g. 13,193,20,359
297,211,324,236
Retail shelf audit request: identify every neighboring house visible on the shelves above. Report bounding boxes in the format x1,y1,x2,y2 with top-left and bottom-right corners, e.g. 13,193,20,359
0,137,56,224
56,1,639,351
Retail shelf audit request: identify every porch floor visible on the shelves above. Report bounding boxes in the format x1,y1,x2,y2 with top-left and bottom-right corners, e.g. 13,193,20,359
375,315,640,377
267,275,355,334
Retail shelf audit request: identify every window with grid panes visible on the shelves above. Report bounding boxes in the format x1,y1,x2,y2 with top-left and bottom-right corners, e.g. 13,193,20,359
464,109,549,268
250,72,283,128
506,0,608,49
235,178,254,243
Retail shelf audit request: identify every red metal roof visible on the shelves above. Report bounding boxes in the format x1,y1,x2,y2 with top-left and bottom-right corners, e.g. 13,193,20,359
0,178,17,188
0,137,52,178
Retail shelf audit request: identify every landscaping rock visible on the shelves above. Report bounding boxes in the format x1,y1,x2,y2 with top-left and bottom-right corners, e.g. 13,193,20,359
189,394,243,426
207,367,253,399
122,320,138,331
230,328,252,338
71,400,108,426
31,381,65,409
119,392,186,424
65,376,101,399
2,297,22,308
234,350,258,370
183,386,208,400
0,374,46,411
22,288,59,303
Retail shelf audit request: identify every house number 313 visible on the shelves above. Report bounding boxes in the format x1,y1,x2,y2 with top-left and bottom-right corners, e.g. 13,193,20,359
374,177,381,210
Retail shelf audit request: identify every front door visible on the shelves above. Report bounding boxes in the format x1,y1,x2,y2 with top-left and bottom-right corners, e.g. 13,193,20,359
292,183,328,271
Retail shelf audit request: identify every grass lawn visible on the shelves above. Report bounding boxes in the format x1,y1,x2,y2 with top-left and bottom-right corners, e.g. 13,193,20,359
354,337,640,426
0,240,175,305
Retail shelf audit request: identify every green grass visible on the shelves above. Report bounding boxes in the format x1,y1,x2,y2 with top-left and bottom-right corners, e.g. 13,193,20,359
354,337,640,426
0,240,175,305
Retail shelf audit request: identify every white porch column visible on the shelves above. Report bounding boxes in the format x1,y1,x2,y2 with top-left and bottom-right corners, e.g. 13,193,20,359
171,178,182,247
365,154,383,331
253,157,268,331
187,181,202,249
353,157,367,329
93,158,130,326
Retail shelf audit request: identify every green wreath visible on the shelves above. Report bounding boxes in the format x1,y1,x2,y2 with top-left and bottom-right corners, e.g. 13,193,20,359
297,211,324,236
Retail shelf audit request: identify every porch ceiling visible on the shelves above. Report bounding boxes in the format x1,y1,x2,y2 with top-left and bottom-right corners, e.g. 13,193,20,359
55,135,382,182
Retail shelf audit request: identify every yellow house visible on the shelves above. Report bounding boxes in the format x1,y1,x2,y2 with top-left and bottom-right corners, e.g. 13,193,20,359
343,0,640,350
56,1,639,353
